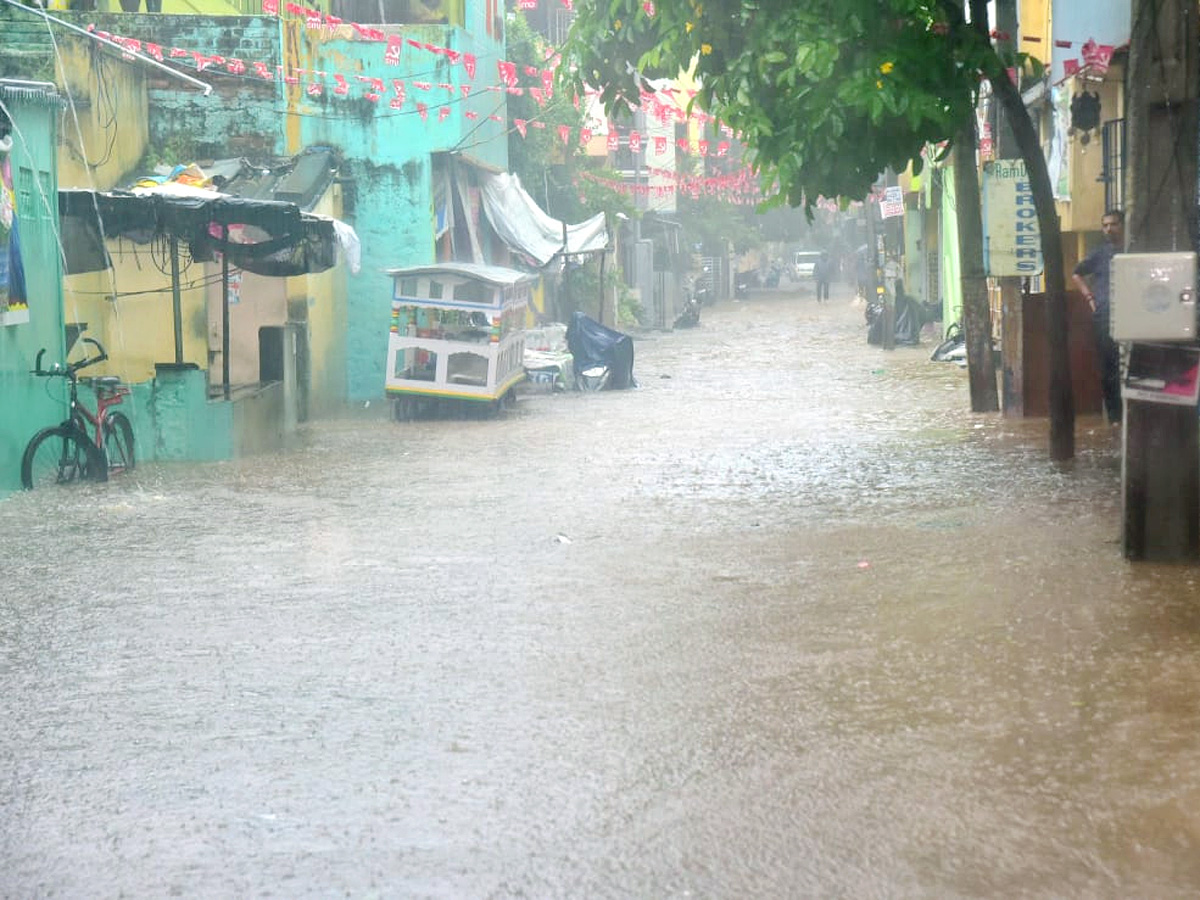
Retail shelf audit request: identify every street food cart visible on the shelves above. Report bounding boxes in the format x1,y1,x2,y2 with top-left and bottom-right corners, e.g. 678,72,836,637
384,262,534,419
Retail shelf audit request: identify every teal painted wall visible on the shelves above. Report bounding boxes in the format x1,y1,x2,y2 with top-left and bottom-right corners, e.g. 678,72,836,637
4,6,512,408
0,83,65,496
111,10,510,401
150,368,235,461
280,18,510,400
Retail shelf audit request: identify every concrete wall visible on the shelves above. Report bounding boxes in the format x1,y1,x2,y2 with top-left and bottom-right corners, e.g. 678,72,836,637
0,83,66,495
299,182,348,417
5,3,512,411
63,241,210,385
277,15,509,401
148,366,284,460
53,38,149,191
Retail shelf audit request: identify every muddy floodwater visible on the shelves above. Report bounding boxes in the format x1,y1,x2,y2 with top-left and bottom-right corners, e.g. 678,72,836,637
3,286,1200,898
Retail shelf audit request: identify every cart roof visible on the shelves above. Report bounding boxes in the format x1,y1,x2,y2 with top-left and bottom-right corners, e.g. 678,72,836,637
385,262,539,287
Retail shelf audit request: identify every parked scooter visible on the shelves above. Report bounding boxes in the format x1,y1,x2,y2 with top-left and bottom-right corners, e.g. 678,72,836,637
694,264,717,306
734,269,760,298
674,288,701,328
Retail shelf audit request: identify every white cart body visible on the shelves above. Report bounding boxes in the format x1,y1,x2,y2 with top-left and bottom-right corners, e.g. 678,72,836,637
384,262,534,406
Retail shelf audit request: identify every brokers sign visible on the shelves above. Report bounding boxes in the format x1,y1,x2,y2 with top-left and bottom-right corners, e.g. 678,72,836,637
982,159,1043,276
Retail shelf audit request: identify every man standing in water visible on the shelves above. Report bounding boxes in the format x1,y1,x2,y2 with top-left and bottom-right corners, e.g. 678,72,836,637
1072,209,1125,424
813,251,832,303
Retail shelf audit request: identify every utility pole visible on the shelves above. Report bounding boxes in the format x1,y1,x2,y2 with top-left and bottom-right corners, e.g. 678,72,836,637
866,190,890,349
1122,0,1200,560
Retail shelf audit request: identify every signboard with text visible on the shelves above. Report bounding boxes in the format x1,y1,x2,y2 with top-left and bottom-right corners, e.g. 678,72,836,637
982,159,1043,276
879,185,904,219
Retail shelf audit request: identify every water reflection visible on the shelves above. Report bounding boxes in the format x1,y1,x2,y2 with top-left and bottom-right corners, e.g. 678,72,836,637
2,289,1199,897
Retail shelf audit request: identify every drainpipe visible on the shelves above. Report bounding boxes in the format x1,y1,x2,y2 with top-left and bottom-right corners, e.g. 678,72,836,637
222,228,231,401
170,236,183,364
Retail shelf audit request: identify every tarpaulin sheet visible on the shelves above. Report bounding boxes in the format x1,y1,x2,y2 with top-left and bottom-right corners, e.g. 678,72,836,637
566,311,635,390
58,188,341,278
479,172,608,268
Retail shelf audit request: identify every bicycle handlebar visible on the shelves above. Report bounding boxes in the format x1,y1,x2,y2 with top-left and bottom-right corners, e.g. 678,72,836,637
31,337,109,378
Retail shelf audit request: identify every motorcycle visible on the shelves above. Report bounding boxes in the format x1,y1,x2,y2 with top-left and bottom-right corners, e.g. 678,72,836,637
734,269,760,298
674,289,701,328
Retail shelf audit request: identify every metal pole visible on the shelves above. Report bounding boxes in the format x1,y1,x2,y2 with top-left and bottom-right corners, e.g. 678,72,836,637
599,248,607,326
222,232,231,401
170,236,183,365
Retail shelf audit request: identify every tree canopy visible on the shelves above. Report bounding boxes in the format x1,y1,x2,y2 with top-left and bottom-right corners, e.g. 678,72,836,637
562,0,1004,207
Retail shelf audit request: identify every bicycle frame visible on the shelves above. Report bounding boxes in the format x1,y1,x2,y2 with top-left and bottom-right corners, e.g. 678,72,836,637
31,336,133,473
70,378,130,452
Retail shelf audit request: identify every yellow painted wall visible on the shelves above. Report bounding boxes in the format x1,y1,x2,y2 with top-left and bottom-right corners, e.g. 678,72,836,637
295,184,348,416
62,241,210,383
82,0,243,14
1060,71,1123,233
205,182,350,405
53,38,150,191
1019,0,1052,66
205,264,287,387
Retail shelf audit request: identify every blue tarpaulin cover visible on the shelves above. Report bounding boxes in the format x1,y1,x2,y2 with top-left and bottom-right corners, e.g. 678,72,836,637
566,311,635,390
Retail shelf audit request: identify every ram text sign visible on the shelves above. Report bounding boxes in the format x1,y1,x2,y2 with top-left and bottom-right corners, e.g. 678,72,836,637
982,159,1043,276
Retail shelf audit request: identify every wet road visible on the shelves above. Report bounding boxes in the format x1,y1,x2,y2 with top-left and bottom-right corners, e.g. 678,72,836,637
3,286,1200,898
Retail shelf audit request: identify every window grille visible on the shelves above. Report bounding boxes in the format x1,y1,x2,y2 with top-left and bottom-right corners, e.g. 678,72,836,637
1100,118,1126,213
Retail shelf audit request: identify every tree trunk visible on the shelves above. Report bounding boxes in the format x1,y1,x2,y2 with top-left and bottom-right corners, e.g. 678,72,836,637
952,119,999,411
986,72,1073,459
964,0,1074,459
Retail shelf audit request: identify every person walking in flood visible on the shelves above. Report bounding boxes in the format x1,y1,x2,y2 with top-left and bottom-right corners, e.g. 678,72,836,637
1071,209,1124,424
813,251,832,303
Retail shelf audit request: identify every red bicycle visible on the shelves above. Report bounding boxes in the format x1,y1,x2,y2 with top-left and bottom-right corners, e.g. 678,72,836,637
21,337,136,489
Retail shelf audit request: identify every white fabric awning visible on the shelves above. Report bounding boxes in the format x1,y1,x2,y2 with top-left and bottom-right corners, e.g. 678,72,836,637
479,172,609,267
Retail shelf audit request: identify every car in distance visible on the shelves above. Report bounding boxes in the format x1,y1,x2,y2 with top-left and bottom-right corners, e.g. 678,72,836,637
792,250,823,280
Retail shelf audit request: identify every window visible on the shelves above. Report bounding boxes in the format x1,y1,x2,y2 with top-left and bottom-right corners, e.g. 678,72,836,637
330,0,463,26
1100,118,1126,214
452,280,491,304
549,7,575,45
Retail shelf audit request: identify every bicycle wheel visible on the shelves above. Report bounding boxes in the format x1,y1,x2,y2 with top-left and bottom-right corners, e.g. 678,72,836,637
103,412,136,474
20,425,106,489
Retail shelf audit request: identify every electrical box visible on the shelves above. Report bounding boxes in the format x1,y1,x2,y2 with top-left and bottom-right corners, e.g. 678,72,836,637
1110,251,1197,341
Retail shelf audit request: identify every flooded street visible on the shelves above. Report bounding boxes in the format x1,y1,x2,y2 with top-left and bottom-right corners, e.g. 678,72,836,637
3,285,1200,898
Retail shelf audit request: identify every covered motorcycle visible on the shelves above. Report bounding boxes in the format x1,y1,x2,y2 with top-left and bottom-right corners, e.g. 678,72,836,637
566,311,636,391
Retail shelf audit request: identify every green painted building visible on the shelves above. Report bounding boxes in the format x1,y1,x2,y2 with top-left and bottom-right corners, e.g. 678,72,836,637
0,80,66,495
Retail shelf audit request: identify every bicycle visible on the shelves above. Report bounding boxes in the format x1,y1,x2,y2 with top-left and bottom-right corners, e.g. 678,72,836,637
21,337,136,489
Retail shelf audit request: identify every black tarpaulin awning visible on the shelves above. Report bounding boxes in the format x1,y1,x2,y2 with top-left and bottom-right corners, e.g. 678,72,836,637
58,188,337,277
58,187,340,394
